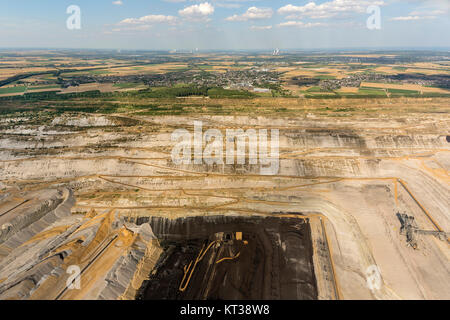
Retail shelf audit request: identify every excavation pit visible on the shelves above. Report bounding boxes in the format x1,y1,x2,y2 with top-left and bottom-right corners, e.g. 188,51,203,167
135,215,317,300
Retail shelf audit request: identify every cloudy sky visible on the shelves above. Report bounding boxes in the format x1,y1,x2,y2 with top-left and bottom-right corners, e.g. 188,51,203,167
0,0,449,50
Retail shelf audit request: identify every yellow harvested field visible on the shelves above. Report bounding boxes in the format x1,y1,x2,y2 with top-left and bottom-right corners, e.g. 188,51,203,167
58,83,147,94
361,82,449,93
337,87,359,93
315,68,347,79
110,63,188,75
59,83,115,93
0,67,53,81
404,68,449,75
308,91,336,95
282,84,303,95
284,71,317,79
211,66,228,73
374,66,399,74
411,62,443,69
277,66,347,80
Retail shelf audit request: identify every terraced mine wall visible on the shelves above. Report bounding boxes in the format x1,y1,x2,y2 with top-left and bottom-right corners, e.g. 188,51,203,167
0,189,73,248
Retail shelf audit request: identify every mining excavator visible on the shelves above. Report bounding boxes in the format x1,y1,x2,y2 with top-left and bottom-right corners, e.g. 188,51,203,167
396,212,449,249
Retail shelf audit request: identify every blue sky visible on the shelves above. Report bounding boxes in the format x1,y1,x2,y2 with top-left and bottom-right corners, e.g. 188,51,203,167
0,0,449,50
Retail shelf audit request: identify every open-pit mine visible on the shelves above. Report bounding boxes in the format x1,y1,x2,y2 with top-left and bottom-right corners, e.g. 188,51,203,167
1,96,448,300
0,51,449,300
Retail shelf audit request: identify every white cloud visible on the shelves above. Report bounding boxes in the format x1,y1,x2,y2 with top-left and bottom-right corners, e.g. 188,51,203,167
116,1,214,32
390,7,446,21
179,2,214,20
112,0,123,5
277,21,325,28
119,15,178,25
250,25,273,30
410,9,446,15
390,15,437,21
226,7,273,21
278,0,385,19
391,16,421,21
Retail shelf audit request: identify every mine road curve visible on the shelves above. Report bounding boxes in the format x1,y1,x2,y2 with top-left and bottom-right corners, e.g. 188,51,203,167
179,240,221,292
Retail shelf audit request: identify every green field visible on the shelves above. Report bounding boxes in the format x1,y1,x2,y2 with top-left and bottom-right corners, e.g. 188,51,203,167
28,85,61,91
0,86,26,94
113,82,143,89
386,88,420,96
358,88,388,96
306,86,331,93
314,75,337,80
88,69,112,75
